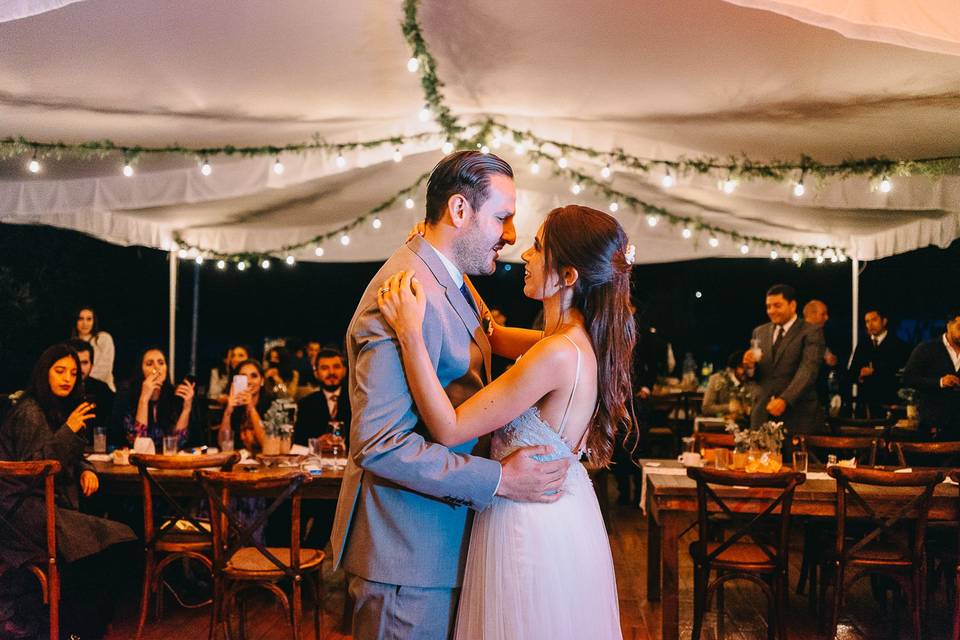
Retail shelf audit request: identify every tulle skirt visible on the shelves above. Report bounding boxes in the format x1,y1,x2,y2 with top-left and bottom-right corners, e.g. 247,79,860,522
453,464,622,640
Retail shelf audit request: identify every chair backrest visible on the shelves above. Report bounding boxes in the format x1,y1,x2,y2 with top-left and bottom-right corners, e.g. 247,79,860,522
800,434,881,467
694,432,735,452
892,441,960,468
195,470,312,579
0,460,61,566
130,452,239,549
828,466,945,565
686,467,805,569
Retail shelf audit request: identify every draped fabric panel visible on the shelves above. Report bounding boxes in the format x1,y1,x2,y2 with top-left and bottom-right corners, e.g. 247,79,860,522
0,0,84,23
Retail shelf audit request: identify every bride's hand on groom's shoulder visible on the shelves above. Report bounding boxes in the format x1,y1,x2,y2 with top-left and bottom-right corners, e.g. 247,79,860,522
377,270,427,341
405,221,425,243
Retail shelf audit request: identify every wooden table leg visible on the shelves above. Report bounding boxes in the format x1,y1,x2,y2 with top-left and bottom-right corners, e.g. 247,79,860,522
660,511,682,640
646,507,661,601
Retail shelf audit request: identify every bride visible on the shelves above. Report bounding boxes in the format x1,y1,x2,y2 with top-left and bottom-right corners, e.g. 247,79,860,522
377,204,633,639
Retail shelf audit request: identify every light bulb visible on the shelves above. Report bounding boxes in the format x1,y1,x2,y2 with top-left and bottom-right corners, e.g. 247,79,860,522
285,255,295,265
600,164,612,180
793,182,805,197
404,197,415,209
335,153,346,169
480,145,489,154
681,227,693,239
770,250,779,260
608,202,619,213
340,234,351,246
838,253,848,263
514,142,525,155
530,161,540,174
722,178,737,194
372,217,382,229
177,249,188,259
273,158,285,175
879,176,892,193
314,246,325,257
491,136,502,149
393,148,403,163
646,215,659,227
695,291,703,299
441,141,454,154
27,157,40,173
740,244,749,255
407,57,419,73
816,254,825,264
792,252,801,263
216,260,226,270
260,259,271,269
570,183,582,195
200,159,212,176
557,156,568,169
661,172,675,189
418,106,431,122
708,236,720,248
237,261,247,271
195,256,204,265
122,162,134,177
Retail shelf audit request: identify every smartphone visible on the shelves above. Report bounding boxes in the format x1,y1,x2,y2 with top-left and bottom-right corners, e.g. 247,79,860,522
232,374,248,393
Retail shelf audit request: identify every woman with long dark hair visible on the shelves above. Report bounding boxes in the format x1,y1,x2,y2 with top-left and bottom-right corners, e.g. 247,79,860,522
263,346,299,399
0,343,135,638
378,205,633,639
71,306,116,391
219,359,273,453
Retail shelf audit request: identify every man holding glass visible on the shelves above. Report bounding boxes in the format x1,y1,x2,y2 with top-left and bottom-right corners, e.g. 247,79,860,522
742,284,826,450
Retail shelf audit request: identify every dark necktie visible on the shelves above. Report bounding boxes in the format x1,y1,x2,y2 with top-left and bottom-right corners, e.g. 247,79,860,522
872,336,879,349
460,282,478,317
328,393,339,420
772,325,784,355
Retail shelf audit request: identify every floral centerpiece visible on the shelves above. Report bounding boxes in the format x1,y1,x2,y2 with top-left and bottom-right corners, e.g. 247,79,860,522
716,375,756,418
898,387,919,422
725,420,785,472
262,399,294,454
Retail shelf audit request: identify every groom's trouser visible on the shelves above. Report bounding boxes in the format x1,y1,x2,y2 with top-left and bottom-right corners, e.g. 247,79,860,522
348,573,459,640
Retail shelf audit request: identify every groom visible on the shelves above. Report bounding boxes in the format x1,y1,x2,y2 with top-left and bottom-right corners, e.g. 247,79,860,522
331,151,570,639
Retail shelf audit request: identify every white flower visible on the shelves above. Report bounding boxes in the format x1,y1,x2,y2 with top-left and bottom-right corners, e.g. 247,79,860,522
624,244,636,265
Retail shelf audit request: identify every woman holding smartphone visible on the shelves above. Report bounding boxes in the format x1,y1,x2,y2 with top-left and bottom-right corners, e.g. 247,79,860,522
220,359,273,453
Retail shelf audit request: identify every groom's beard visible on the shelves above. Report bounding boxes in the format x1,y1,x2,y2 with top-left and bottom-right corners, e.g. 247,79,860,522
454,231,501,276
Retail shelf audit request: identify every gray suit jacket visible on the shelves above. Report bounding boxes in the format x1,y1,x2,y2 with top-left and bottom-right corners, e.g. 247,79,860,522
749,318,825,434
330,236,502,589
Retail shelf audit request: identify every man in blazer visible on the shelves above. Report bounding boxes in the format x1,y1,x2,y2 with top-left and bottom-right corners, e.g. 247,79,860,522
743,284,826,444
330,151,570,639
903,310,960,438
848,308,911,418
294,347,351,447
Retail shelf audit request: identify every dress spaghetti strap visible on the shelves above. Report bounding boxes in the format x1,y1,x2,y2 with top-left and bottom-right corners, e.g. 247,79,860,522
554,334,582,439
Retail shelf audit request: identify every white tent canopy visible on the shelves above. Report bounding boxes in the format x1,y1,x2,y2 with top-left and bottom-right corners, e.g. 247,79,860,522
1,0,959,264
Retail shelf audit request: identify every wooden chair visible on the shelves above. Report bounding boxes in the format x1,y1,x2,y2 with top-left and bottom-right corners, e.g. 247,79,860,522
196,469,325,640
130,452,239,640
0,460,61,640
686,467,805,640
822,466,945,639
893,441,960,468
829,417,893,439
694,432,735,453
799,434,882,467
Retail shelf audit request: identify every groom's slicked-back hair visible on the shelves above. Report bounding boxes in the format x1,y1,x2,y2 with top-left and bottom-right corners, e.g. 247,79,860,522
425,151,513,225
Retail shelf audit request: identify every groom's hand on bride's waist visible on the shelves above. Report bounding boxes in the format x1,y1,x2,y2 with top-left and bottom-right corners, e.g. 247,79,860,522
496,445,570,503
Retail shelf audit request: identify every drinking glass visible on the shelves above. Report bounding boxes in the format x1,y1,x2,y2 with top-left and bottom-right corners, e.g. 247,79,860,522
162,435,178,456
93,427,107,453
750,338,763,361
714,448,731,470
792,451,808,473
308,437,321,456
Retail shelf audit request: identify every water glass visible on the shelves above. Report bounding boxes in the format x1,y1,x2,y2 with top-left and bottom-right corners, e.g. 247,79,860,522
714,448,731,470
308,437,321,457
792,450,808,473
750,338,763,360
93,427,107,453
826,454,838,467
162,435,178,456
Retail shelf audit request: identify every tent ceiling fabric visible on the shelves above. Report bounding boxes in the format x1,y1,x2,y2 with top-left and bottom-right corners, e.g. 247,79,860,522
1,0,958,263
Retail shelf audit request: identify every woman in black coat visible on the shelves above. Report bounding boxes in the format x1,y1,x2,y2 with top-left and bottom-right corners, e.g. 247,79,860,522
0,343,135,639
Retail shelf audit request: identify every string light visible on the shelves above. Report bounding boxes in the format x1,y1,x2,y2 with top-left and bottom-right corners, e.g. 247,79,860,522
216,260,226,270
514,142,526,155
392,148,403,163
530,160,541,174
177,248,188,259
557,156,568,169
608,201,619,213
792,252,801,263
708,236,720,248
285,255,295,265
260,259,271,269
122,160,134,177
600,164,612,180
838,253,848,263
646,214,659,227
739,244,749,255
418,106,431,122
695,291,703,299
491,136,502,149
770,250,779,260
721,177,738,194
570,183,582,195
272,157,285,175
194,256,204,265
237,261,247,271
200,158,212,176
441,140,454,154
879,176,892,193
27,153,40,173
314,246,325,257
372,217,383,229
792,181,805,197
404,197,415,209
480,145,490,154
816,254,825,264
406,57,420,73
335,153,346,169
340,234,351,246
681,227,692,239
661,169,675,189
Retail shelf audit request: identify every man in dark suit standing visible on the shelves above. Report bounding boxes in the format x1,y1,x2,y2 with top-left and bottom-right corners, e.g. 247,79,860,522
294,347,351,447
743,284,826,447
848,307,911,418
903,310,960,438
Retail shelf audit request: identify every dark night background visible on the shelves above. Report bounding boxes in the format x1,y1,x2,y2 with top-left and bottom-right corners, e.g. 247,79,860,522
1,223,956,392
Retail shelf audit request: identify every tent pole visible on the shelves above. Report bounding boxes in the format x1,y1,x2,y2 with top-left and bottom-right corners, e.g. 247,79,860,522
850,256,859,364
168,251,177,382
190,261,200,377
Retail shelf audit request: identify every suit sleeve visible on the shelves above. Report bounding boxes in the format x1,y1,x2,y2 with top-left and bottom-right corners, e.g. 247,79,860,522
780,326,825,406
903,344,941,392
348,302,502,511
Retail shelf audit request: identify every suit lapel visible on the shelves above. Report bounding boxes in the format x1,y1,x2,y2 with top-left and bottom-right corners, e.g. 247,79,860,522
409,237,492,383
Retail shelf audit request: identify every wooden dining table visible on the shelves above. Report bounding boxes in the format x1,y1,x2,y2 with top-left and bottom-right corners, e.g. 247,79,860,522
642,458,960,640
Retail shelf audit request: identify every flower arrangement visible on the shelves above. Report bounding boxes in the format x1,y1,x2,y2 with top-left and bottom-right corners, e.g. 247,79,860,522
725,420,785,453
897,387,917,405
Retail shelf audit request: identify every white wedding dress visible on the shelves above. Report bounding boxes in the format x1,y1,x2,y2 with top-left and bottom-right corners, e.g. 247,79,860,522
453,336,622,640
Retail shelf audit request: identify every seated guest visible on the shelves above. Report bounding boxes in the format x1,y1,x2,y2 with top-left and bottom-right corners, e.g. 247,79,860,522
112,347,197,450
206,347,233,402
67,338,115,440
903,310,960,437
848,307,911,418
71,305,116,392
294,348,350,446
0,343,135,639
211,344,252,406
220,360,273,453
264,346,299,399
298,339,322,390
702,352,756,416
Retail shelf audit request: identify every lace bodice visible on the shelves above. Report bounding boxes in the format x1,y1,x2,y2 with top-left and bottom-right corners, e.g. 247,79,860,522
490,406,577,463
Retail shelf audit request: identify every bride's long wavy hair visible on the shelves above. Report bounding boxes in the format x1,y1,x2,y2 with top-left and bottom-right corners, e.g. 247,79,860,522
542,205,635,467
